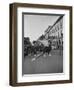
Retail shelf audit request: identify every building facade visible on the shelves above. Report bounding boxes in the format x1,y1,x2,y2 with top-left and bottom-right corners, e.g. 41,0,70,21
45,16,63,49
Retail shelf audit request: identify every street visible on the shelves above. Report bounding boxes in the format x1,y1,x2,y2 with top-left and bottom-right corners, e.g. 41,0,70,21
22,50,63,75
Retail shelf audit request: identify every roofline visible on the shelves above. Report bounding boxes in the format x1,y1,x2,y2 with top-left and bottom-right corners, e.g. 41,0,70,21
45,15,64,34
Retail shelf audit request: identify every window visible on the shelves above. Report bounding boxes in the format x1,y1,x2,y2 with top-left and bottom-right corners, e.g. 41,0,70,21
60,20,63,29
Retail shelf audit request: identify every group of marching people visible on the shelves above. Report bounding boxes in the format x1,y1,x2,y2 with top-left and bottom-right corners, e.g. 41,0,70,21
24,38,52,58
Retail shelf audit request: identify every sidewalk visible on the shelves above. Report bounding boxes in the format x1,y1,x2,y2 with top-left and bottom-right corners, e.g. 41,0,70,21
50,49,63,55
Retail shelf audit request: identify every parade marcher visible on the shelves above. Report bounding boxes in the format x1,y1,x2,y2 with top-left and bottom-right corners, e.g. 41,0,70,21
38,39,52,57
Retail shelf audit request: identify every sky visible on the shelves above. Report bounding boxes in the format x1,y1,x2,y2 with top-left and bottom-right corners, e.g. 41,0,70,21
24,14,60,42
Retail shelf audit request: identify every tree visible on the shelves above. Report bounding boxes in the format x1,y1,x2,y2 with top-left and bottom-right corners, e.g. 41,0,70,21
39,35,45,40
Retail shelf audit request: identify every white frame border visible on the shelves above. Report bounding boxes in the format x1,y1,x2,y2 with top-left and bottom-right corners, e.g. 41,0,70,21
17,7,70,82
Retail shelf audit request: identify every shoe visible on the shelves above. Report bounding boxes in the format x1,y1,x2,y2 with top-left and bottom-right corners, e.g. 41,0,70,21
49,54,51,56
43,54,46,57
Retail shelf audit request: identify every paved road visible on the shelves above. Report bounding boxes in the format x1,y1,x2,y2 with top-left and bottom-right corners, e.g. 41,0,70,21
22,50,63,75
